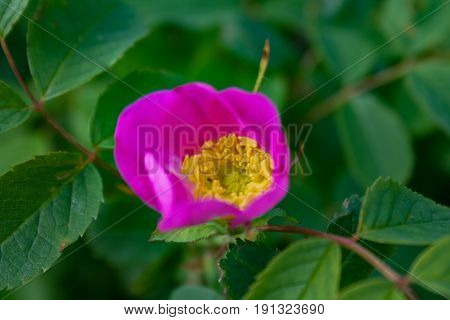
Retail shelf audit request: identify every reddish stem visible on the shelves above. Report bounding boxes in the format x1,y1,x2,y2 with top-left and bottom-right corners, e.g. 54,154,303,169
1,37,121,179
0,37,41,109
258,225,418,300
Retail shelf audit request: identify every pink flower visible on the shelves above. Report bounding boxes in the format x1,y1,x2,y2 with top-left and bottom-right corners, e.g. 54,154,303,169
114,82,290,231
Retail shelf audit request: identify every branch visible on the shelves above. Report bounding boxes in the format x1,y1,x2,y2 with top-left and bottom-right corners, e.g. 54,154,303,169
258,225,418,300
303,58,418,123
39,109,122,179
0,37,41,109
0,37,121,180
39,108,91,157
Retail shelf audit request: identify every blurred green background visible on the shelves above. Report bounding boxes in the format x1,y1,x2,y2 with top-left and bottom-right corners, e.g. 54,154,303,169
1,0,449,299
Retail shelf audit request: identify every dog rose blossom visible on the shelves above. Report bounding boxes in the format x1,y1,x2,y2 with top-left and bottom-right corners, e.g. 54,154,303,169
114,82,290,231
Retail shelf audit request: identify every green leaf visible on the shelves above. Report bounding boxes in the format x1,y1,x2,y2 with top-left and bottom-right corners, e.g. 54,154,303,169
0,126,51,175
379,0,450,55
258,0,304,29
339,243,390,288
170,285,222,300
357,177,450,245
0,0,29,37
339,279,405,300
276,178,328,231
87,196,181,297
406,61,450,135
27,0,147,100
219,239,277,299
335,95,413,186
327,195,362,237
90,71,183,148
0,152,103,290
245,239,341,299
327,195,393,287
0,80,31,135
251,208,299,228
314,26,377,83
150,222,226,243
221,16,294,67
124,0,240,28
391,81,435,137
410,236,450,298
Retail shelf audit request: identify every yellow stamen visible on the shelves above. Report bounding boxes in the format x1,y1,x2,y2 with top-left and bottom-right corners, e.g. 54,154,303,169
181,134,274,209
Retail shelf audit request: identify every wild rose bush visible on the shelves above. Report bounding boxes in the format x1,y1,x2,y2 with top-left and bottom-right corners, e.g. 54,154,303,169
0,0,449,300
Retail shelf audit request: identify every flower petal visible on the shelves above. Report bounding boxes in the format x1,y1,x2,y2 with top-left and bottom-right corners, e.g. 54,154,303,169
174,82,244,142
220,88,291,223
115,84,243,214
115,83,290,230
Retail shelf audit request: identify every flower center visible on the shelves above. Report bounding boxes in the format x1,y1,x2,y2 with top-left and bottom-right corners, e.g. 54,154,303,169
181,133,274,209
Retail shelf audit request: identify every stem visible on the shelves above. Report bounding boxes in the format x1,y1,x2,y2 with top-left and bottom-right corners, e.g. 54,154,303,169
0,37,121,179
258,225,418,300
303,58,417,123
39,108,92,158
39,109,121,178
253,39,270,92
0,37,41,109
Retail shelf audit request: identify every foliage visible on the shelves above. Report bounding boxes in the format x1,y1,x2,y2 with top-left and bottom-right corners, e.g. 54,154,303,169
409,236,450,298
219,239,277,299
87,196,181,297
327,195,394,288
150,222,227,243
169,285,222,300
0,80,30,134
339,279,405,300
0,0,29,37
406,61,450,135
245,239,341,299
0,0,449,300
335,95,413,186
0,153,102,290
28,0,147,99
357,177,450,245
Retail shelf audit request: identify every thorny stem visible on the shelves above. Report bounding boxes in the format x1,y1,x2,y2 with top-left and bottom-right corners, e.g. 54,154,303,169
258,225,418,300
1,37,121,179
